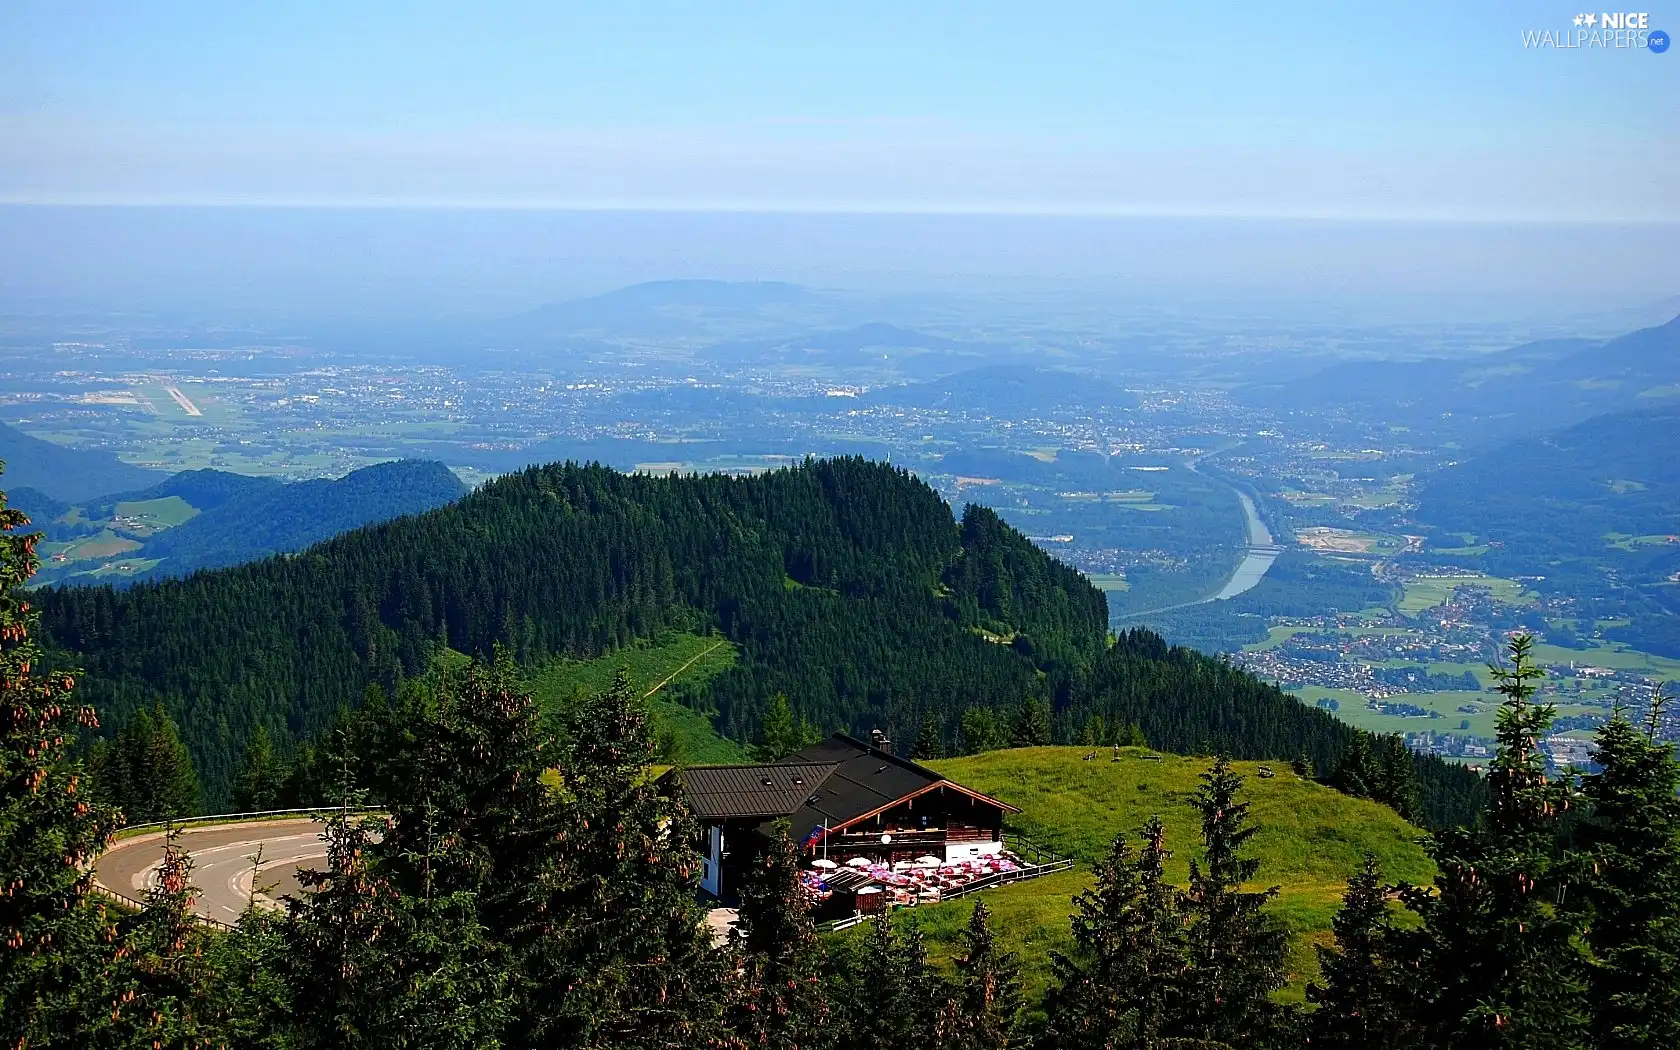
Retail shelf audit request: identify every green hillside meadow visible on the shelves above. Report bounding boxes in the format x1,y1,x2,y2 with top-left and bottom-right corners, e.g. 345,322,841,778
527,630,749,764
912,747,1434,1001
580,645,1439,999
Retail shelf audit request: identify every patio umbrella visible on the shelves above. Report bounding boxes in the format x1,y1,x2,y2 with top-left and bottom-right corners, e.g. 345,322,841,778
810,858,838,869
914,856,941,867
846,857,872,868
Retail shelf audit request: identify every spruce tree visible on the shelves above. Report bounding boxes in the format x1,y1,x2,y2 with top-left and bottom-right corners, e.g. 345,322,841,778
1290,749,1315,779
364,657,558,934
960,706,1006,755
0,469,125,1049
1181,756,1287,1049
912,709,946,760
1305,854,1411,1050
1043,817,1185,1049
941,898,1023,1050
1397,634,1590,1050
1009,694,1052,748
728,825,832,1050
281,805,510,1050
755,692,818,761
90,703,202,824
1374,735,1420,823
206,907,294,1050
107,828,222,1048
231,725,286,812
1331,734,1376,799
529,667,735,1047
1573,694,1680,1050
844,912,944,1050
1077,712,1108,747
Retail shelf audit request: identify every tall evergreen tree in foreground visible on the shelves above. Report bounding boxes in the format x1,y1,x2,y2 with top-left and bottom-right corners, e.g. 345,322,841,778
911,708,946,760
941,898,1022,1050
1009,694,1052,748
1305,854,1412,1050
0,466,124,1050
842,912,943,1050
108,829,221,1048
1181,756,1287,1049
1573,689,1680,1050
729,826,832,1050
280,805,509,1049
532,668,734,1048
1043,817,1185,1050
1397,634,1589,1050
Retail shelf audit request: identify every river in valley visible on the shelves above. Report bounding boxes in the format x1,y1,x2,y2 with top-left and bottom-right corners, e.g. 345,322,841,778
1112,453,1284,620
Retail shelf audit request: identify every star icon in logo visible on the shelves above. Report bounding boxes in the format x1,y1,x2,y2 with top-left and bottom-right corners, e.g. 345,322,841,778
1574,13,1585,25
1584,12,1599,26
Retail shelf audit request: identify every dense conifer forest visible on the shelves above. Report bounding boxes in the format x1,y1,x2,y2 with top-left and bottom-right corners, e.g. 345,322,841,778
33,458,1481,823
5,465,1678,1048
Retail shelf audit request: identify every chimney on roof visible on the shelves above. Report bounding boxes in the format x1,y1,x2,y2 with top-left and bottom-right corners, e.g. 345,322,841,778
870,728,893,755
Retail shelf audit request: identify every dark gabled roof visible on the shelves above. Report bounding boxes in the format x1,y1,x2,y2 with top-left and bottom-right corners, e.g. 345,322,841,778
665,734,1019,843
776,734,1020,844
669,762,837,821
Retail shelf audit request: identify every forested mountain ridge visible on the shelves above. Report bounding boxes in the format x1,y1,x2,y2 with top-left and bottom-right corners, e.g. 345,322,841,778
1415,404,1680,656
36,457,1481,822
1241,313,1680,442
41,458,1094,801
0,421,166,500
25,459,466,585
134,459,467,577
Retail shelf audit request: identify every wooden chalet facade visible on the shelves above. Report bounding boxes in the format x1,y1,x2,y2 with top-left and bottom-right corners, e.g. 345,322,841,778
663,733,1020,900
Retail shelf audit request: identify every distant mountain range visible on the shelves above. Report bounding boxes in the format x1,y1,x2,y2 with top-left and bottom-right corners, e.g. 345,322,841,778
1242,314,1680,442
19,460,466,585
0,422,167,501
1413,403,1680,655
1417,402,1679,544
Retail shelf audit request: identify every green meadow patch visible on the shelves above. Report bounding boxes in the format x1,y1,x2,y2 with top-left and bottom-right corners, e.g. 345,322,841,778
527,631,747,764
907,747,1433,1000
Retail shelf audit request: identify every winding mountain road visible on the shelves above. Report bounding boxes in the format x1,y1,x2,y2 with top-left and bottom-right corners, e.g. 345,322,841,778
95,817,329,926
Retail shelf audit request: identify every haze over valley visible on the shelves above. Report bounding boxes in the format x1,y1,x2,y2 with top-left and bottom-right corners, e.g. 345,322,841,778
4,6,1677,1048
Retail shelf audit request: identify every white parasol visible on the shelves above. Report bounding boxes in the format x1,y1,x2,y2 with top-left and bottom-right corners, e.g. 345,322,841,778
810,858,838,870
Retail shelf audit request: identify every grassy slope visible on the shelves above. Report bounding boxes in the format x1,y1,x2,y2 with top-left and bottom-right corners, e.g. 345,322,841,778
912,747,1434,1002
527,631,749,765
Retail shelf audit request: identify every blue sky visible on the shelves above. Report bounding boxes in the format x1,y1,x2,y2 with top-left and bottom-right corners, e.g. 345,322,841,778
2,2,1674,219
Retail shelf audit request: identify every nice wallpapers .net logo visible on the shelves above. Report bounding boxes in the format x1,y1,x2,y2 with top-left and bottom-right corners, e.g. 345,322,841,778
1522,11,1670,50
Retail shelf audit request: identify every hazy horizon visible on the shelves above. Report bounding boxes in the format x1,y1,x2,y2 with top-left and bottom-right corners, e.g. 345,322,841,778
5,4,1673,326
2,205,1675,327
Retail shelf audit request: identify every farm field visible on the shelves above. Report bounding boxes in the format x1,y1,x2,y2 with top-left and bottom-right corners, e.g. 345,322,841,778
914,747,1433,1002
1530,639,1680,678
1398,574,1533,614
114,495,199,529
1293,685,1497,737
42,530,141,564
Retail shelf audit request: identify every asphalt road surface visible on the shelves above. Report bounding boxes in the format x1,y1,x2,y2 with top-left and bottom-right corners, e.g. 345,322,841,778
95,818,329,926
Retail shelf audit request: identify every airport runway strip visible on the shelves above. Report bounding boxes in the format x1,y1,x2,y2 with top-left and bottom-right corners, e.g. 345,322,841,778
95,818,330,926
